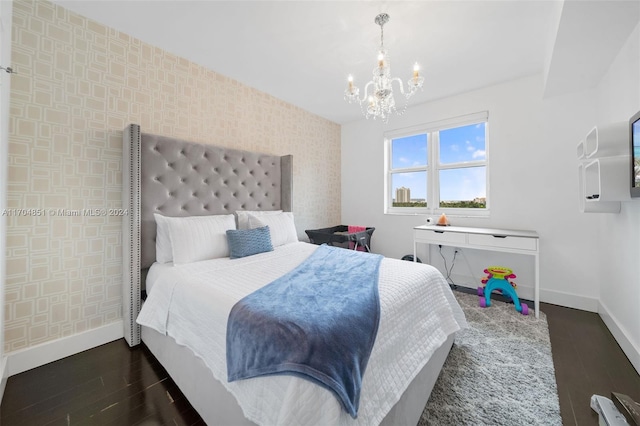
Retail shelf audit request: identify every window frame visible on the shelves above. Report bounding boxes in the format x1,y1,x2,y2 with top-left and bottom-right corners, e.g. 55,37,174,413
384,111,490,217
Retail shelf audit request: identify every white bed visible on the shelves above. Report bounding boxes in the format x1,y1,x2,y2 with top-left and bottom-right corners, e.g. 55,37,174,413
121,124,467,425
137,242,466,425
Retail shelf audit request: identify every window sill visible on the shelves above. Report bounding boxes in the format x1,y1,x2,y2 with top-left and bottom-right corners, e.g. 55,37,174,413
385,208,490,218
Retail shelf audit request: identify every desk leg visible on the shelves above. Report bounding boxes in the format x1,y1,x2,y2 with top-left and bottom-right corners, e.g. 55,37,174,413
413,241,417,262
534,252,540,319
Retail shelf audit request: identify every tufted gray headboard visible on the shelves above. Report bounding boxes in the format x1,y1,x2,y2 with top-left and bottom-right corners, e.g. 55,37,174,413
122,124,293,346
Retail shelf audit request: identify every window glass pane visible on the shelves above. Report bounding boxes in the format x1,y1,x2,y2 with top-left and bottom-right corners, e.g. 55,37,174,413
391,134,427,169
439,122,486,164
439,167,486,208
391,171,427,207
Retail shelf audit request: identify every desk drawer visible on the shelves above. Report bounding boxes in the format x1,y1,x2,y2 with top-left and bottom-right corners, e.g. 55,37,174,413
468,233,537,251
416,229,467,245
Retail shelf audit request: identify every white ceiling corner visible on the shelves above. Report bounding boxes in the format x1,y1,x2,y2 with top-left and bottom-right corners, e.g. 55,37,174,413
543,0,640,99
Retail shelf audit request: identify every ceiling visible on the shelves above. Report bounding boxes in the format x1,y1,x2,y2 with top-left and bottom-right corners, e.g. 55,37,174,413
50,1,637,125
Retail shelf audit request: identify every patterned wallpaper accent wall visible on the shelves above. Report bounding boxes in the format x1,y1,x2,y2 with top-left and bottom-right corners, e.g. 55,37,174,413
5,0,341,352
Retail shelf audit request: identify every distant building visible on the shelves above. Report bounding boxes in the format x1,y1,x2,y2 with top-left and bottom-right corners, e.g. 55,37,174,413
473,197,486,204
396,187,411,203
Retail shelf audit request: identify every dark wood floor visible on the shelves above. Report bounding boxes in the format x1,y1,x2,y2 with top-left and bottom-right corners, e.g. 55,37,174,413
0,340,205,426
544,303,640,425
1,301,639,426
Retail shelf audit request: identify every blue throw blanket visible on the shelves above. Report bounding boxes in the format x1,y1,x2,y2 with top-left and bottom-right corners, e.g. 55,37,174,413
226,244,383,418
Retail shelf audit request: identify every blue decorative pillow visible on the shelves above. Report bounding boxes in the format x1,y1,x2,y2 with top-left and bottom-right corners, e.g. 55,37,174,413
226,226,274,259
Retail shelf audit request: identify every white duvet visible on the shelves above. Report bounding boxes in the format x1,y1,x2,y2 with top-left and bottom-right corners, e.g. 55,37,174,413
137,242,467,425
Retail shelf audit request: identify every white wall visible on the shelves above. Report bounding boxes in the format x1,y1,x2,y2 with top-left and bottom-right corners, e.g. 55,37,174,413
342,74,602,312
342,22,640,374
594,22,640,374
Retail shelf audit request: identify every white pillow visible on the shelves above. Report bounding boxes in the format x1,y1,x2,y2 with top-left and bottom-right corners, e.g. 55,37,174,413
154,213,173,264
162,214,236,265
236,210,283,230
248,212,298,247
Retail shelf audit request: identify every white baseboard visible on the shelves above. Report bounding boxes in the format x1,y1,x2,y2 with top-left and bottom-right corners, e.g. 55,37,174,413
449,274,599,312
598,300,640,375
6,320,124,377
538,287,599,312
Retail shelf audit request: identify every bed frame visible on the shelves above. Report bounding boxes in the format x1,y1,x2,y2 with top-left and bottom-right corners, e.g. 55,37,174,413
122,123,453,425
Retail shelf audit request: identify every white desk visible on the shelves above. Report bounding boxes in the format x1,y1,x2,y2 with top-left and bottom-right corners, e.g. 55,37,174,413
413,225,540,318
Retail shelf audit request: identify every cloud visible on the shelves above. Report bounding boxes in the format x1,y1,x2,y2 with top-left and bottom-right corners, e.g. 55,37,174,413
396,156,424,167
472,149,486,159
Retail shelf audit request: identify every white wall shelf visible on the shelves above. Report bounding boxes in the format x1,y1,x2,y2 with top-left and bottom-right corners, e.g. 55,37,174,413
579,163,621,213
584,157,629,201
584,121,627,159
578,122,629,213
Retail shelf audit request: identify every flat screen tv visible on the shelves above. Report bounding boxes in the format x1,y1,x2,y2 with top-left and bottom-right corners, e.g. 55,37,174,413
631,110,640,198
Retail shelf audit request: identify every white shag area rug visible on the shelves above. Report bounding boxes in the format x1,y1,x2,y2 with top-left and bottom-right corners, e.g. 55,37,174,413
420,291,562,426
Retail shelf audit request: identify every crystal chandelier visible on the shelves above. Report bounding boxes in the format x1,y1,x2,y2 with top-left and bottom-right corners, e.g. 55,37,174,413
344,13,424,122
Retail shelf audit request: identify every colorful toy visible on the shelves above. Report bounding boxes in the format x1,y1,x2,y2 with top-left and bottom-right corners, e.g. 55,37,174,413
477,266,529,315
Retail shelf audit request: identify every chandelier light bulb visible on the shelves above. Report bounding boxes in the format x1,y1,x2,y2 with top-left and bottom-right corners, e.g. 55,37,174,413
367,96,376,115
344,74,359,101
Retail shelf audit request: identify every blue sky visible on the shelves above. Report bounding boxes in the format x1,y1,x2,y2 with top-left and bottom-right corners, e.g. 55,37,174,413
391,123,486,201
392,134,428,168
439,123,486,164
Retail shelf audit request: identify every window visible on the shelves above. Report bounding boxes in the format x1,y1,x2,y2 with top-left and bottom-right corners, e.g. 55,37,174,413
385,112,489,216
